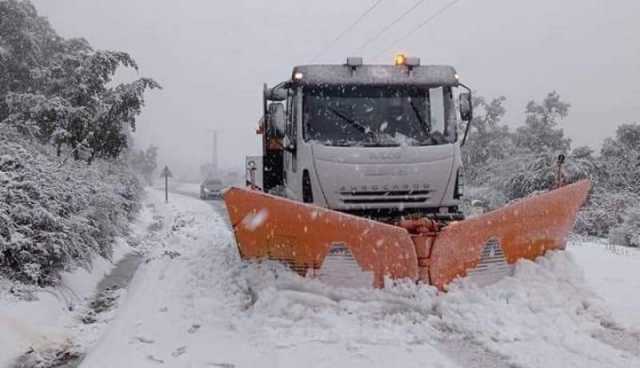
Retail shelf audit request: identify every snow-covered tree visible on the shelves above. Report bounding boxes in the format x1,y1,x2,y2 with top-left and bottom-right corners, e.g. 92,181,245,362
130,145,159,185
461,92,638,245
461,96,514,182
464,92,576,198
514,91,571,154
0,0,160,163
598,123,640,194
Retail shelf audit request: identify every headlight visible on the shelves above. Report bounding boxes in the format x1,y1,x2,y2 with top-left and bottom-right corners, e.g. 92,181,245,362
454,168,464,199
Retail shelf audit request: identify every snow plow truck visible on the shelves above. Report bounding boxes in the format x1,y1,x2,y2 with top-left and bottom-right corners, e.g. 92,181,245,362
224,56,591,290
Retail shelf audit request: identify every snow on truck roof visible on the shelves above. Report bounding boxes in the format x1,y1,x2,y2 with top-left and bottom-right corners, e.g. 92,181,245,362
289,64,459,88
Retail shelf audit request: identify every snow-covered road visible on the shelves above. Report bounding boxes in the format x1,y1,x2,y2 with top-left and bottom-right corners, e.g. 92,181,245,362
76,187,639,368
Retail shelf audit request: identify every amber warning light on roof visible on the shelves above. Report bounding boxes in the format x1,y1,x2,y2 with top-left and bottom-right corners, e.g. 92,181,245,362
394,53,407,65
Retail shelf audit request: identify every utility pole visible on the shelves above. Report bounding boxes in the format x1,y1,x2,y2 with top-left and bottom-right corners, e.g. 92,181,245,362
212,130,218,176
207,129,219,177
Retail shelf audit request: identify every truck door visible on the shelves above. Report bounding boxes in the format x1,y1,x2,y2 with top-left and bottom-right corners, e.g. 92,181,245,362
284,90,301,200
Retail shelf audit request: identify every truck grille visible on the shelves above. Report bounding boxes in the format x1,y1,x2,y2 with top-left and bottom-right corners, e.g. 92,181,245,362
339,190,430,204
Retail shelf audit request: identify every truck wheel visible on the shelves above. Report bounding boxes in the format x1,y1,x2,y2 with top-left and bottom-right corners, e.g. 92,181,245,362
302,171,314,203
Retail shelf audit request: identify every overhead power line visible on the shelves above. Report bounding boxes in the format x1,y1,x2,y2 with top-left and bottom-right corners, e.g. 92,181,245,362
373,0,463,60
311,0,385,63
358,0,427,52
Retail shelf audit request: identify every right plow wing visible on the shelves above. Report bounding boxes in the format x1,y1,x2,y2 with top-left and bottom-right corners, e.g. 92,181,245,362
428,179,591,290
223,180,591,290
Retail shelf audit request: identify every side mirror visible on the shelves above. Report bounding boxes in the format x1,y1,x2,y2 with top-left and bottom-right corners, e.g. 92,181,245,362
459,92,473,146
265,86,288,102
263,83,288,115
268,103,286,138
459,92,473,121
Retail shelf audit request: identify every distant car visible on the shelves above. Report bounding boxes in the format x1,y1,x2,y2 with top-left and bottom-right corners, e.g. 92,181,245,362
200,178,224,200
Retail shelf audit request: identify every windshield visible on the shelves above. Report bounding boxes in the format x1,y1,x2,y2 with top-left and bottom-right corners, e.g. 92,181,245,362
303,85,455,147
204,179,222,186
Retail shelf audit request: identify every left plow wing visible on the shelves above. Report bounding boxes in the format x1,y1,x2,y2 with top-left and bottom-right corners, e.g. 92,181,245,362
223,188,419,288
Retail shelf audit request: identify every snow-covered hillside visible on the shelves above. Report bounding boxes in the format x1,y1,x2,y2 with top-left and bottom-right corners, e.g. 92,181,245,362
68,188,639,368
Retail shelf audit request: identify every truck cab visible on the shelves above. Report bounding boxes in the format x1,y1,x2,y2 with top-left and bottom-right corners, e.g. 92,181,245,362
254,56,473,222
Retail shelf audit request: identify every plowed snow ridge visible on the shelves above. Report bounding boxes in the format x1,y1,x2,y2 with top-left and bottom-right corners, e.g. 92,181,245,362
80,188,639,368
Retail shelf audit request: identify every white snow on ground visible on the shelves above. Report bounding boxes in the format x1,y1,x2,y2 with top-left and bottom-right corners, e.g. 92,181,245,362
0,215,146,367
154,180,201,196
79,188,640,368
0,194,165,367
436,250,638,368
173,182,202,194
569,241,640,330
81,189,459,368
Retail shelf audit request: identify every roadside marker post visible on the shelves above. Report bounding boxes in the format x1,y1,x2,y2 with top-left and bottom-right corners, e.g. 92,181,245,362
161,166,173,203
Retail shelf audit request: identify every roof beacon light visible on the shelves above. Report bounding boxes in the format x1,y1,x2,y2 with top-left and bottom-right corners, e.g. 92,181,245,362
394,53,407,66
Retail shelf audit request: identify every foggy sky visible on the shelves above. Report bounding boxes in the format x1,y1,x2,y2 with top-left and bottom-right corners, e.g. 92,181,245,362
31,0,640,178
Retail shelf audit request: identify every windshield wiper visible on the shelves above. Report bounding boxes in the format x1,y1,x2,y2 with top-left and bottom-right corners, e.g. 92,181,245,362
327,108,400,146
328,107,372,136
410,100,430,135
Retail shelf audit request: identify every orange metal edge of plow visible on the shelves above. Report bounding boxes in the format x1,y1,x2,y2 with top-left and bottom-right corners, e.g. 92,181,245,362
223,179,592,291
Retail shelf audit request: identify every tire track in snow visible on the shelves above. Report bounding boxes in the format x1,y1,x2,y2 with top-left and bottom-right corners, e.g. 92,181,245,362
592,322,640,357
434,337,514,368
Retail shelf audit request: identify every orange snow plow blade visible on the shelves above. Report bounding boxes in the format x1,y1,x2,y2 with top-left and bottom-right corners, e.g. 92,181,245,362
223,179,591,290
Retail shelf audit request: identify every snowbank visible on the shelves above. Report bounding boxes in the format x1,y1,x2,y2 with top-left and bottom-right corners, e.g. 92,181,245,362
241,249,639,367
0,234,136,367
0,195,162,366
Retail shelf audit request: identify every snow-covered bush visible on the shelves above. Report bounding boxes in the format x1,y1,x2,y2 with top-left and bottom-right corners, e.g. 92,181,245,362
575,189,639,238
0,129,142,285
576,124,640,243
462,185,508,216
461,92,640,246
598,124,640,194
464,92,580,201
608,206,640,248
473,150,592,203
495,153,557,200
